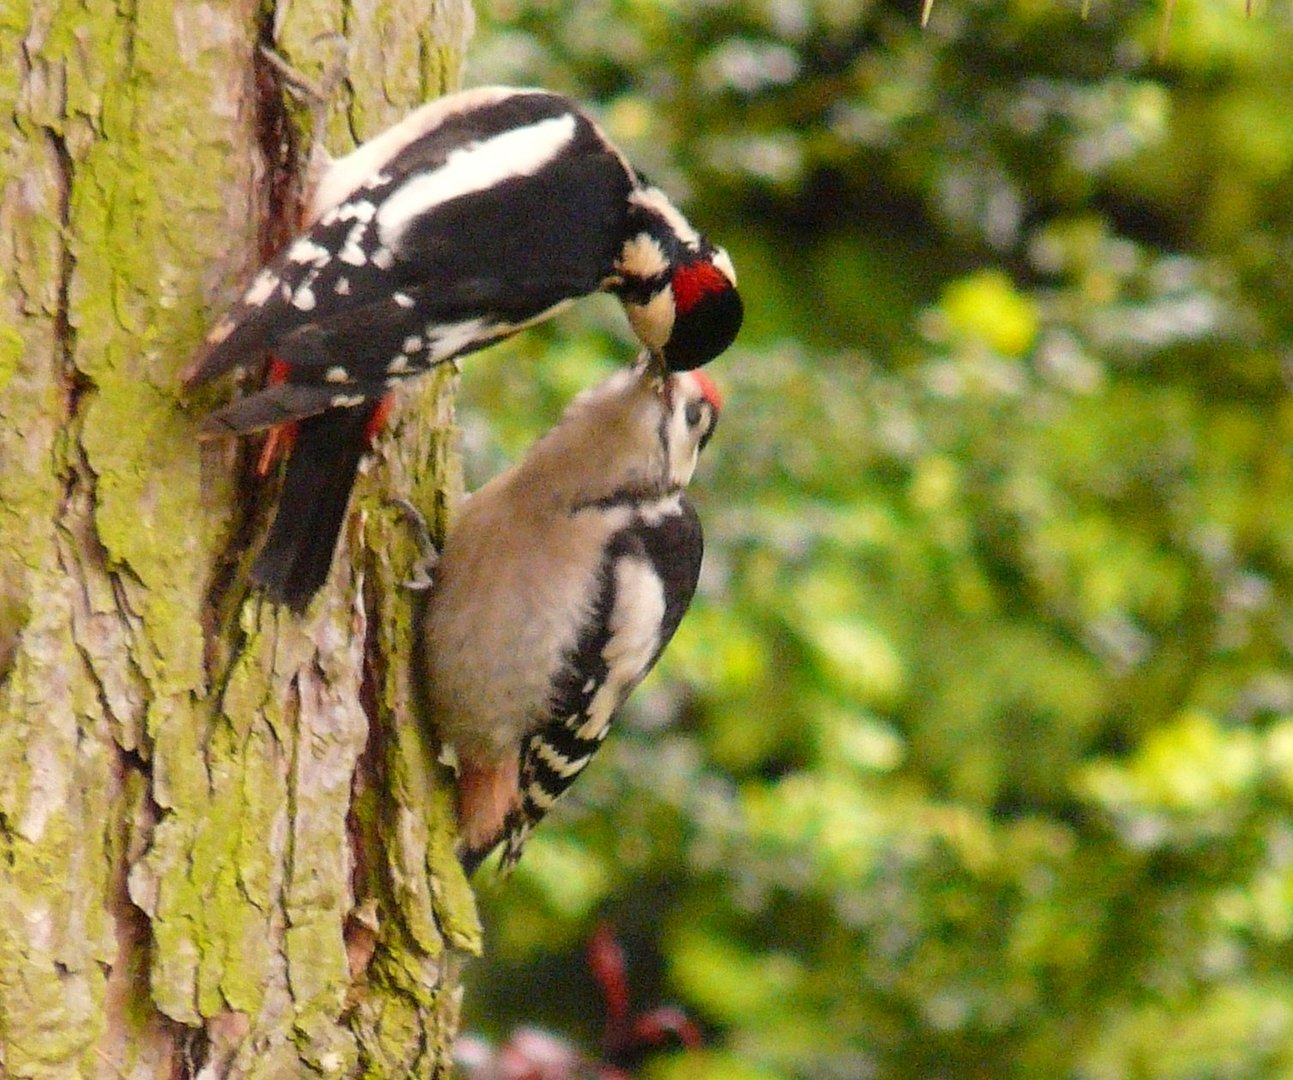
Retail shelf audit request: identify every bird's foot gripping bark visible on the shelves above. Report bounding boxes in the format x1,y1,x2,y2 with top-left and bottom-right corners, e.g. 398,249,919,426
258,33,350,112
258,33,351,184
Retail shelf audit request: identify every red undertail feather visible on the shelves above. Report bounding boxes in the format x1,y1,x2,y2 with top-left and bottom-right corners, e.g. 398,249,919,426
364,393,395,444
457,756,521,856
256,358,298,476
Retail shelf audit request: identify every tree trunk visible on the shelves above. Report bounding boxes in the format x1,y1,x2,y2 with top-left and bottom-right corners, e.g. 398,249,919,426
0,2,480,1076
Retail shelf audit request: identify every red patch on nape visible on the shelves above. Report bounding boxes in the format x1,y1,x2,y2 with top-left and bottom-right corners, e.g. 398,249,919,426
671,259,733,316
688,369,723,414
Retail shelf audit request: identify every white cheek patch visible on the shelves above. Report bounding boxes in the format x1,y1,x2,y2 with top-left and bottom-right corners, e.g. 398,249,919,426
617,232,670,280
376,113,580,250
665,401,703,487
625,289,675,351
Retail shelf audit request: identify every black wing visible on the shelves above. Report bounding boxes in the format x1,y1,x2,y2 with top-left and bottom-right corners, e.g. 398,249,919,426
184,90,635,406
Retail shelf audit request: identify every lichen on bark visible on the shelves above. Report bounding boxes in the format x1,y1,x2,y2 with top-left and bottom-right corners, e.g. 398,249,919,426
0,2,480,1077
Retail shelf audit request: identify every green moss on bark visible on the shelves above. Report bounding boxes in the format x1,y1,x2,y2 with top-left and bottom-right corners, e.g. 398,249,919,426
1,1,477,1076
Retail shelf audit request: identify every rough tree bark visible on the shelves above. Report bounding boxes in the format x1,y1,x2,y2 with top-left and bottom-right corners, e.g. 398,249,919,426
0,2,481,1076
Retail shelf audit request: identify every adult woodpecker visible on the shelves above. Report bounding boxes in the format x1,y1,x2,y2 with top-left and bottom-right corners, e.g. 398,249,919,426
183,86,742,610
416,358,720,873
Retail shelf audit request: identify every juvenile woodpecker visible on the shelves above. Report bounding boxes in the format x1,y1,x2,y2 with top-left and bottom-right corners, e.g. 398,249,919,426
184,86,741,610
418,359,720,873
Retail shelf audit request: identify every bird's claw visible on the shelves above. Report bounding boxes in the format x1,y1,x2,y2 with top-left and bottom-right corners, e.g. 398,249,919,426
258,34,350,109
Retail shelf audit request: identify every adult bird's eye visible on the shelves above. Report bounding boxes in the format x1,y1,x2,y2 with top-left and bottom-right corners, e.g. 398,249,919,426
685,401,705,428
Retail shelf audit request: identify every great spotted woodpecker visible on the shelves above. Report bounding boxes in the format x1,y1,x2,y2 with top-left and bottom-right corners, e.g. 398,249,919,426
184,86,741,610
416,359,720,873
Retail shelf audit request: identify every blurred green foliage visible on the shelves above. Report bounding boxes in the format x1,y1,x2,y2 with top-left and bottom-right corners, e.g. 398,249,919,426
452,0,1293,1076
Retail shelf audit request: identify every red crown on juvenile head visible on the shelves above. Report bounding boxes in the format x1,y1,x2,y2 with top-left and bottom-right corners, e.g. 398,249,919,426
688,369,723,416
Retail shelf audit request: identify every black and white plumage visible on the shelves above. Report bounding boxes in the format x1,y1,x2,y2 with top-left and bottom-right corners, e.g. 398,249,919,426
183,86,741,611
419,359,721,873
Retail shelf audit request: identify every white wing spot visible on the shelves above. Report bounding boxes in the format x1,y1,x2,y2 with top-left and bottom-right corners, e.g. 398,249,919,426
371,247,395,270
245,269,279,307
387,354,411,374
288,238,331,267
206,316,236,345
325,366,349,383
339,223,368,266
338,200,376,223
402,335,423,354
393,292,414,308
307,88,524,212
335,277,351,295
331,393,365,408
292,285,316,311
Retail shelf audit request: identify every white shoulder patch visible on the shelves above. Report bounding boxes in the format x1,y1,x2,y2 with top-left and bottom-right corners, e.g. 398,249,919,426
307,86,525,216
376,113,580,250
580,555,667,735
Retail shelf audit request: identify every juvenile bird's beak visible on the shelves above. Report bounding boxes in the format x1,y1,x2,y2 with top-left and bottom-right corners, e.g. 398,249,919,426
642,348,670,378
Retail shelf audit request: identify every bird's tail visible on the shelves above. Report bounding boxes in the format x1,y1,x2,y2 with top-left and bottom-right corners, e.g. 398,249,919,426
251,399,386,611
